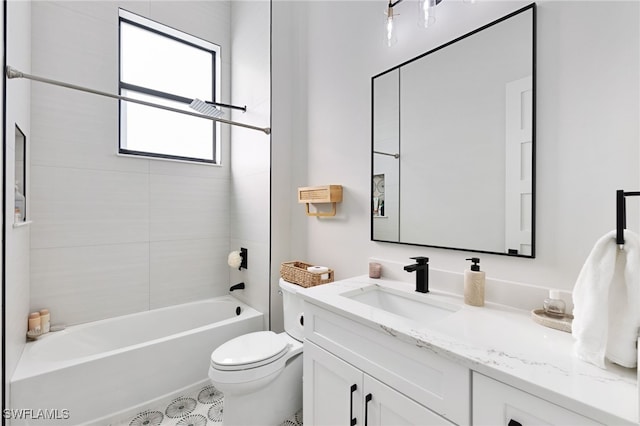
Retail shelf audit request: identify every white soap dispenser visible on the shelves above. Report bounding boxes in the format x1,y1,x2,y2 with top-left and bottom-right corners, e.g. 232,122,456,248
464,257,485,307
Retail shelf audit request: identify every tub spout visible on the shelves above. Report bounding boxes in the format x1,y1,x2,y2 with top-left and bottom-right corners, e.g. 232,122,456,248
230,282,245,292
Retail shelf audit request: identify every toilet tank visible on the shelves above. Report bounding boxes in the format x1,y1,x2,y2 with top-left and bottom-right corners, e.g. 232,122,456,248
279,279,304,341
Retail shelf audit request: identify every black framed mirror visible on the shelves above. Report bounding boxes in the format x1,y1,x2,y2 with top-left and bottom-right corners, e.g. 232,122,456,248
371,4,535,257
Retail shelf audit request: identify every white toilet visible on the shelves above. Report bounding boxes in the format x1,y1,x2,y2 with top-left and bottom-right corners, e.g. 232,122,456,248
208,279,304,426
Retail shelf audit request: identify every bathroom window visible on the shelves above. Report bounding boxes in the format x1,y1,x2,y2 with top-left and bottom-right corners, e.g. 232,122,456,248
118,10,220,164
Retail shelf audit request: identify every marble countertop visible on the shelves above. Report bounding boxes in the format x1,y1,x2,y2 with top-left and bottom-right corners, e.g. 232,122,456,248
299,275,638,425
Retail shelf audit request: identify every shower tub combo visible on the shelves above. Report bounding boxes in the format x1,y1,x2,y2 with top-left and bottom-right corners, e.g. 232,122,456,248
11,296,263,425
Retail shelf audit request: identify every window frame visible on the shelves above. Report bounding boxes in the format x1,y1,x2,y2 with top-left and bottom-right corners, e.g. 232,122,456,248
118,9,221,164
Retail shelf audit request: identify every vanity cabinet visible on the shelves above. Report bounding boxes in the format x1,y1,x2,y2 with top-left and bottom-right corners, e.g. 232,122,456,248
304,341,453,426
472,373,602,426
303,303,470,426
300,277,637,426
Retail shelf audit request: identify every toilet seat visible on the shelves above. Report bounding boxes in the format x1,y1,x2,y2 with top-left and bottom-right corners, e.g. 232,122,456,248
209,333,303,386
211,331,289,371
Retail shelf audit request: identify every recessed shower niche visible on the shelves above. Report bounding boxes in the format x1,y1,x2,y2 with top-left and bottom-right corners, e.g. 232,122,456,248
14,124,27,224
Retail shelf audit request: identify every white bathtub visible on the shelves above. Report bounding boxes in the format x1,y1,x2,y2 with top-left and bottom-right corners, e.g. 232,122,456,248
11,296,263,425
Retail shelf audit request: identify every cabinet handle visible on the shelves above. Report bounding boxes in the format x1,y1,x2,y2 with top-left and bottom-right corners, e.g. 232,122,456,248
364,393,372,426
350,384,357,426
508,420,522,426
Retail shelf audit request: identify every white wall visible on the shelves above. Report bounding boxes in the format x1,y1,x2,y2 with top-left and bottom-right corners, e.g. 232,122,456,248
4,0,31,409
273,0,639,294
29,1,234,326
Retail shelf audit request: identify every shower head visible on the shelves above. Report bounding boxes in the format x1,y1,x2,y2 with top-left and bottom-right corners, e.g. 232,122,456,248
189,98,224,118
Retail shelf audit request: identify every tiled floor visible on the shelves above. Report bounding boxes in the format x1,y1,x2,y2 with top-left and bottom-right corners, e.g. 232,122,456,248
112,383,302,426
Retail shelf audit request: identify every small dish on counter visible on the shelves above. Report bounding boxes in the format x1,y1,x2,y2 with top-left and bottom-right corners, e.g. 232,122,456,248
531,309,573,333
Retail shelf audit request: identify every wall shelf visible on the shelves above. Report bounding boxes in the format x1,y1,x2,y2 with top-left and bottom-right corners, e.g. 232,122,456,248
13,220,33,228
298,185,343,217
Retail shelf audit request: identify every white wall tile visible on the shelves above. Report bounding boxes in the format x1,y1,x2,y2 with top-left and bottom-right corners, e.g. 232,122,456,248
270,0,311,332
47,1,150,25
6,223,31,391
5,0,31,400
231,0,269,88
229,239,270,329
229,0,271,328
31,1,117,91
26,0,272,333
229,107,271,176
150,173,229,241
230,170,269,244
30,166,149,249
149,1,231,51
30,86,149,174
31,243,149,326
149,159,228,180
230,56,270,122
150,238,229,309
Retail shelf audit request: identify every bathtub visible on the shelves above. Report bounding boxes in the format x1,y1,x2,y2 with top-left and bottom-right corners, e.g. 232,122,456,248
10,296,263,425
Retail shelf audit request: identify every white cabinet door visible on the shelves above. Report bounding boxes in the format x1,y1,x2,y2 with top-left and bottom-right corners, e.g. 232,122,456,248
364,375,453,426
304,341,363,426
473,373,602,426
304,341,454,426
305,302,470,425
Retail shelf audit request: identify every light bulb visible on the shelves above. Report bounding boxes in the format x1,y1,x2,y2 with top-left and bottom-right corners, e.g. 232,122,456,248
418,0,436,28
384,5,397,47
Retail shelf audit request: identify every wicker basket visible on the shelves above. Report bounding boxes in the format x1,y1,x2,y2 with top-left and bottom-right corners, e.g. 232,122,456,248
280,261,334,288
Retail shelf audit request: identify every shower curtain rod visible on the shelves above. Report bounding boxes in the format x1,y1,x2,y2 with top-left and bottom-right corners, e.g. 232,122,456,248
5,66,271,135
373,150,399,159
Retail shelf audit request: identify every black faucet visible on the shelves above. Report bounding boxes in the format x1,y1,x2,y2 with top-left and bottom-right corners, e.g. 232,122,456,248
404,257,429,293
229,282,245,292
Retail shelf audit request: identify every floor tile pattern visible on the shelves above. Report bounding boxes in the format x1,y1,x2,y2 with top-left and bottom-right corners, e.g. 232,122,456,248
113,384,302,426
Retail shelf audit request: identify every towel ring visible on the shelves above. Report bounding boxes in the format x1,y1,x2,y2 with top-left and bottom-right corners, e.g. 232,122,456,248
616,189,640,247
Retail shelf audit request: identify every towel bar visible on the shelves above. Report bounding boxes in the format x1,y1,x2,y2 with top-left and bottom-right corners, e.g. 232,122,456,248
616,189,640,246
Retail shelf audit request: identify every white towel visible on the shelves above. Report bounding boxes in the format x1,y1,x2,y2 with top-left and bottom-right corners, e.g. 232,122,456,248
572,229,640,369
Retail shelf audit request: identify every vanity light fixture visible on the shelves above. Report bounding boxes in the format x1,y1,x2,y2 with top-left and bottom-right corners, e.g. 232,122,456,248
384,0,446,47
385,2,398,47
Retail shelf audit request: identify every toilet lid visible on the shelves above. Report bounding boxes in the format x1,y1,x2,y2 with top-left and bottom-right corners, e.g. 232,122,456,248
211,331,289,371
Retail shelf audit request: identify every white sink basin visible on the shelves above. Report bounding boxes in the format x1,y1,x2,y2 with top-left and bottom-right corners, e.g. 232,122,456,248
341,285,459,324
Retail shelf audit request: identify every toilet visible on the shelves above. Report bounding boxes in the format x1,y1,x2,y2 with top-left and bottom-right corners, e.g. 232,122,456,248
208,279,304,426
